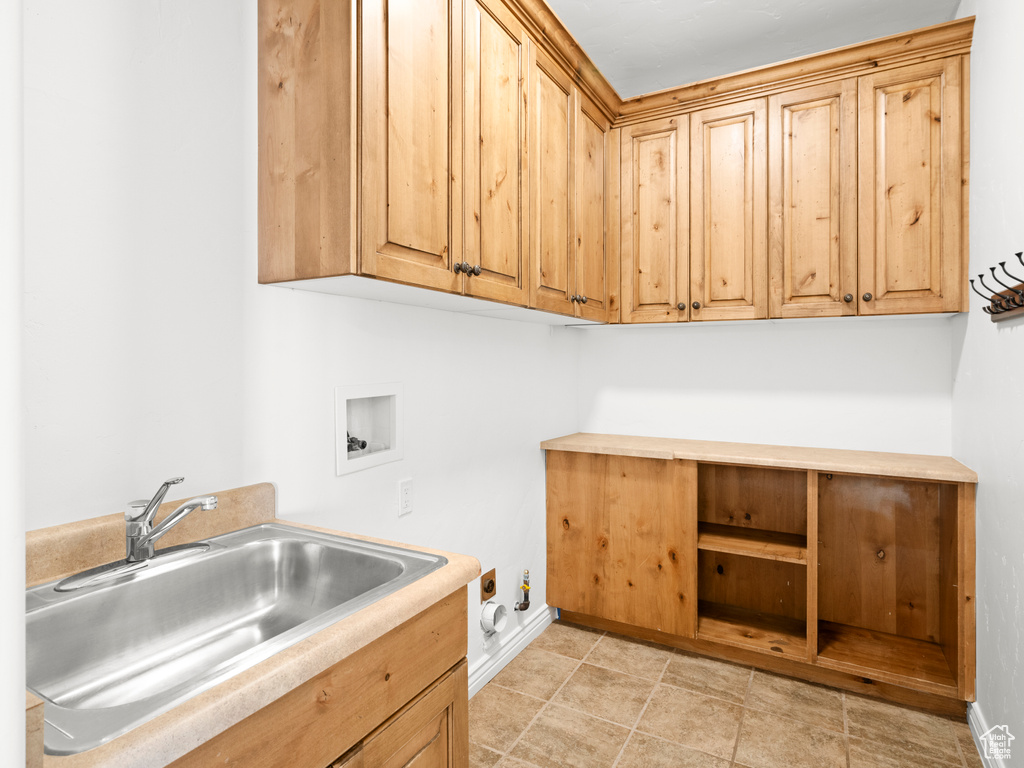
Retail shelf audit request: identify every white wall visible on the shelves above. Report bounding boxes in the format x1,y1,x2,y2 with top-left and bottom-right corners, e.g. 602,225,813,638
3,0,25,759
22,0,578,679
952,0,1024,744
23,0,250,527
578,315,955,455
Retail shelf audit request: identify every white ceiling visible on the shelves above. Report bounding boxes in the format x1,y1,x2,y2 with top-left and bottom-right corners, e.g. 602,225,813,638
545,0,963,99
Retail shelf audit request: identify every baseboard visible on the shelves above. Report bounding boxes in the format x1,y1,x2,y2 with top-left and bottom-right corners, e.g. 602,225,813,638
968,702,1014,768
468,603,555,697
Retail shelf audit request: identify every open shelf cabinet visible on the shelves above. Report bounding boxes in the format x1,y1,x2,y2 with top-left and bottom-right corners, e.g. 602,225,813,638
544,434,976,714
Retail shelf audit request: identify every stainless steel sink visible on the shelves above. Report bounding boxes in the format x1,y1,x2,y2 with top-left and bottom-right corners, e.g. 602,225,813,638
25,523,447,755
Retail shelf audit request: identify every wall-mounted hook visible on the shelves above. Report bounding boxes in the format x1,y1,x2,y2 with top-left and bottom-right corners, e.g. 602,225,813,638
969,279,997,314
989,267,1024,305
978,274,1015,311
1002,261,1024,286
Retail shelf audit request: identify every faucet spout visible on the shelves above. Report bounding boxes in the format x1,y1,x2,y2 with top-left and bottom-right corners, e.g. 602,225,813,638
125,478,217,562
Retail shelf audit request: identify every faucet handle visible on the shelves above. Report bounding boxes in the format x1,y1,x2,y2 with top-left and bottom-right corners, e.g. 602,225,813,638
125,500,150,522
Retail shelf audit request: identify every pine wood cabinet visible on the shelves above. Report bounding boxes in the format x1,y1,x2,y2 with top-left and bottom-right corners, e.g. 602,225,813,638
463,0,530,305
619,116,689,323
543,434,977,716
768,79,858,318
331,663,468,768
858,58,965,315
529,48,618,321
689,98,769,322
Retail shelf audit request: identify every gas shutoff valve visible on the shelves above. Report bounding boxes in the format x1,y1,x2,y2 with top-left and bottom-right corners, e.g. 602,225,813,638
514,569,531,612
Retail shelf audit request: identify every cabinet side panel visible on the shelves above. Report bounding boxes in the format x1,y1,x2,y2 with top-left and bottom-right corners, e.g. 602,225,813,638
939,483,975,701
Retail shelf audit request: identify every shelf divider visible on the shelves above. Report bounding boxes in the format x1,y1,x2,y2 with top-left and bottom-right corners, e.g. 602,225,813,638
696,522,807,564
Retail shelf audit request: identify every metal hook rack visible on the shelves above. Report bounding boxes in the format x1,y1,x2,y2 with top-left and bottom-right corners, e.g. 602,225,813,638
968,251,1024,323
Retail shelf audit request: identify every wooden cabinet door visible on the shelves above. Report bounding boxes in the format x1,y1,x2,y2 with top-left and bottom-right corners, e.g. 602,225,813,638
769,80,858,318
361,662,469,768
529,49,575,316
690,98,768,321
547,451,697,637
463,0,529,306
858,58,963,315
574,95,616,322
620,116,689,323
361,0,463,293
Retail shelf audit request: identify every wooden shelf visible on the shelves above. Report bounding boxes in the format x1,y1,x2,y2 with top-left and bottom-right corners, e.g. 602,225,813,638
817,622,958,697
697,523,807,564
697,601,806,661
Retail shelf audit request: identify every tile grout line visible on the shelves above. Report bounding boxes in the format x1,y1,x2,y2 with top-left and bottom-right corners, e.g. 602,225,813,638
609,653,672,768
496,630,608,763
842,692,851,768
729,668,756,766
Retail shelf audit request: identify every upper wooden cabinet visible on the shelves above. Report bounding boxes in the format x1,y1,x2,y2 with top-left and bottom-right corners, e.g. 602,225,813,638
619,116,689,323
463,0,530,306
858,58,965,315
689,98,769,322
361,0,464,293
529,49,618,321
768,80,858,319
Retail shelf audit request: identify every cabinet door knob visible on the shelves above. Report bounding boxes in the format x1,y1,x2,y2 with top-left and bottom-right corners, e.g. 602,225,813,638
692,301,701,310
471,264,482,276
863,292,873,302
579,295,587,304
844,293,854,303
677,302,686,311
570,295,578,303
453,262,464,274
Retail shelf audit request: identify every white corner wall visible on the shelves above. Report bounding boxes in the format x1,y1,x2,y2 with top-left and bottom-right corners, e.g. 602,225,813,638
952,0,1024,745
577,315,955,455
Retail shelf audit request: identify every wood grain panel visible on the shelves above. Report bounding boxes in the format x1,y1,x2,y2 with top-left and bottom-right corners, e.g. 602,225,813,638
818,474,942,642
768,79,857,318
575,95,613,321
361,0,462,291
258,0,356,283
939,482,975,700
690,98,768,321
697,601,807,660
464,0,528,305
806,471,819,662
360,661,468,768
170,591,467,768
697,463,807,535
858,57,961,314
698,552,806,621
529,50,574,315
546,451,697,637
619,117,688,323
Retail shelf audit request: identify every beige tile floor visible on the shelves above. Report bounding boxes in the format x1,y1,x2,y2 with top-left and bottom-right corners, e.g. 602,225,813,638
469,622,984,768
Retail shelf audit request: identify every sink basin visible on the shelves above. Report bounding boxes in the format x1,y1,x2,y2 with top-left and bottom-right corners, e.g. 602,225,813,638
25,523,447,755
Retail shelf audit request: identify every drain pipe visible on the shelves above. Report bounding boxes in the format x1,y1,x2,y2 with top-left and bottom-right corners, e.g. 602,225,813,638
514,569,531,612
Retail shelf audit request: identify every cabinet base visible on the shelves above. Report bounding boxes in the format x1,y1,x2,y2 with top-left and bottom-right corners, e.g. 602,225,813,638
557,609,967,719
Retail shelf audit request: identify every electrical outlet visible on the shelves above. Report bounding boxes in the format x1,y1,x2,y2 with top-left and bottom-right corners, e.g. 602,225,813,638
398,478,413,516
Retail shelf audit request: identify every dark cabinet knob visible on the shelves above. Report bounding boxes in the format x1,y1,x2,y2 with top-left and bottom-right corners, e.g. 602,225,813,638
453,262,464,274
692,301,701,310
579,295,588,304
863,292,873,302
844,294,854,303
677,303,686,311
570,295,578,303
471,264,482,276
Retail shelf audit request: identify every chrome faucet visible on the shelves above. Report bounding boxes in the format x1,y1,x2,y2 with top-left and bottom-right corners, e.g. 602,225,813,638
125,477,218,562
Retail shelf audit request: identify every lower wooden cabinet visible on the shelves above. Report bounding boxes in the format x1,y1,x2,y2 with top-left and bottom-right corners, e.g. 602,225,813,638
331,662,468,768
544,435,977,715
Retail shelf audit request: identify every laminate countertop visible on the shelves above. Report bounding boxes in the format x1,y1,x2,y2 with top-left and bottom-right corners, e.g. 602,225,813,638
25,483,480,768
541,433,978,484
